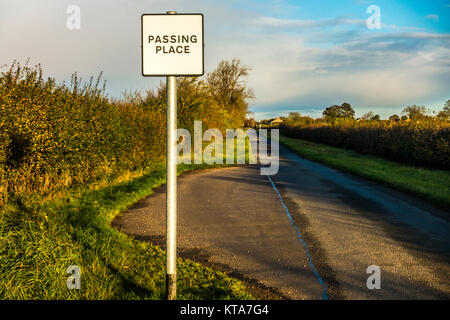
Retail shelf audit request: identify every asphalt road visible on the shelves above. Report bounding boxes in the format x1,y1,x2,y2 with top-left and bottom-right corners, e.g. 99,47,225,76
113,145,450,300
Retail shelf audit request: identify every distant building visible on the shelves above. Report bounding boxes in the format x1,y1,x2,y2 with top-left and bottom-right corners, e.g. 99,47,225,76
270,118,283,125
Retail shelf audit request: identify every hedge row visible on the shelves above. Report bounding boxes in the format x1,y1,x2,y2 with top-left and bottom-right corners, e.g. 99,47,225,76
0,61,249,207
280,120,450,170
0,64,167,206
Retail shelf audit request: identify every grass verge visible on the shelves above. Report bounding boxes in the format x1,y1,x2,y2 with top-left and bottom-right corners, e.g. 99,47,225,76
0,161,253,299
279,135,450,210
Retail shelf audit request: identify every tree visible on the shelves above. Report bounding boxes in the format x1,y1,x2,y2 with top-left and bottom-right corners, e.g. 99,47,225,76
362,111,374,120
176,77,209,131
287,112,302,122
362,111,380,121
389,114,400,122
401,105,427,120
244,118,256,128
437,100,450,120
206,58,255,127
322,102,355,121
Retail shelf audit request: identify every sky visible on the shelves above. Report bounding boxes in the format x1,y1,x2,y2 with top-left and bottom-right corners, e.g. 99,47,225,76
1,0,449,120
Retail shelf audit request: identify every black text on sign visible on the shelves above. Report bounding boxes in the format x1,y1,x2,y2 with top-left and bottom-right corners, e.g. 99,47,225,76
148,35,198,54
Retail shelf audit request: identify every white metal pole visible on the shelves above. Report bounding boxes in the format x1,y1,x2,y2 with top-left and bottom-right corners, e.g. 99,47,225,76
166,75,177,300
166,9,178,301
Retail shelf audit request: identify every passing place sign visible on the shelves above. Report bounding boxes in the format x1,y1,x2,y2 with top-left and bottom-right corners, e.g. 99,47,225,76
141,13,204,77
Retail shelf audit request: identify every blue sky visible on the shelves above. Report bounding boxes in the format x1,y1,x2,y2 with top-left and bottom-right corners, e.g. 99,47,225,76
1,0,449,120
230,0,449,32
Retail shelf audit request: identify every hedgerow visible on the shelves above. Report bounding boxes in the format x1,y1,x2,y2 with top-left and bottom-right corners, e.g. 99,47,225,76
0,59,252,207
280,118,449,170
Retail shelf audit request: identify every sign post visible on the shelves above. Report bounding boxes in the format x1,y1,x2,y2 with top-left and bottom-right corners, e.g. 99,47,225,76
141,11,204,300
166,70,177,300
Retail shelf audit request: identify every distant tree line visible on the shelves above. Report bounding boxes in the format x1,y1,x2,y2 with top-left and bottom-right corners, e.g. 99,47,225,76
278,101,449,170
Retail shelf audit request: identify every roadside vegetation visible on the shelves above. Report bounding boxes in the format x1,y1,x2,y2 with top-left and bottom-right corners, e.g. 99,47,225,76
278,103,449,170
275,102,449,209
0,59,254,299
280,136,450,209
0,59,253,207
0,161,253,299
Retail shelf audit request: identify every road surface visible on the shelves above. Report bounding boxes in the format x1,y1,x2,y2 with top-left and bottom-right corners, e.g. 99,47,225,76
112,144,450,299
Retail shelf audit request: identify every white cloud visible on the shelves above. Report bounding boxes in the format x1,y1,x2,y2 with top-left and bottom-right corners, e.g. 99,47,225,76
425,14,439,21
0,0,448,120
250,16,366,30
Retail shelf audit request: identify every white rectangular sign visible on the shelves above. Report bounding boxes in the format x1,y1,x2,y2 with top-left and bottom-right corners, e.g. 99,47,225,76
141,14,204,76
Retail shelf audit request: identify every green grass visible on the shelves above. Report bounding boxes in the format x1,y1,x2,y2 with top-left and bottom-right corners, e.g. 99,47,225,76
280,135,450,210
0,161,253,299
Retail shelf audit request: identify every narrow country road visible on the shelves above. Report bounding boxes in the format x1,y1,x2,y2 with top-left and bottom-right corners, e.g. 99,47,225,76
113,144,450,300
